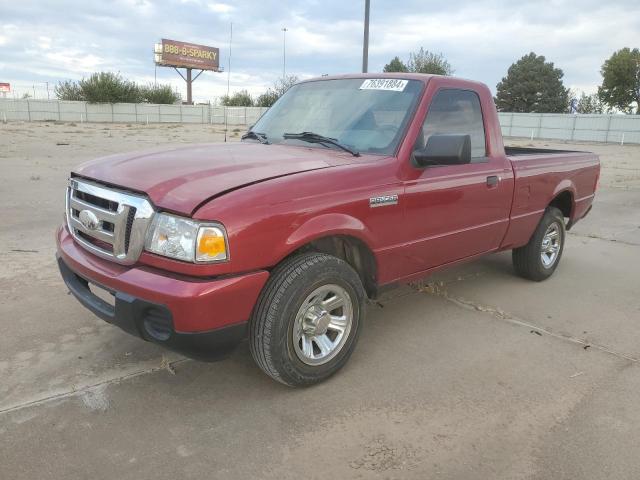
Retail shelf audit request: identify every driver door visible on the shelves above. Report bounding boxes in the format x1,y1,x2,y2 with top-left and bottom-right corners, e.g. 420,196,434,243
402,88,512,271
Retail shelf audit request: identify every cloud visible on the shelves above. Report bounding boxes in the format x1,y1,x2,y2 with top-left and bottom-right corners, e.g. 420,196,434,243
0,0,638,101
208,2,234,14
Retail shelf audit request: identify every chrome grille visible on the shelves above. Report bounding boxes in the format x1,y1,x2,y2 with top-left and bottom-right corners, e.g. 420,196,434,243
66,178,154,265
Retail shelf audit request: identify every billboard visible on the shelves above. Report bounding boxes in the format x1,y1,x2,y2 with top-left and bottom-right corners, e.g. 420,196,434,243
0,83,10,93
155,39,219,71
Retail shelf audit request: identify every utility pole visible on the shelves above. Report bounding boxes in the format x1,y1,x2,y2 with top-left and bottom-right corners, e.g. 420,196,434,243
362,0,370,73
225,22,233,143
46,82,50,100
282,27,288,80
227,22,233,98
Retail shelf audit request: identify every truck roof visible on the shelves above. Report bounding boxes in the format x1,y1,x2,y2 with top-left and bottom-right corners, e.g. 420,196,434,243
300,72,489,91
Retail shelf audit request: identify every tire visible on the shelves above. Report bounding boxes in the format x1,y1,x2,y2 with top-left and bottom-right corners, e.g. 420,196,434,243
512,207,566,281
249,252,366,387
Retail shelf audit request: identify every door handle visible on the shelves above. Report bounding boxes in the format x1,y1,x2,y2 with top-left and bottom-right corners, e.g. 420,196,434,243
486,175,500,187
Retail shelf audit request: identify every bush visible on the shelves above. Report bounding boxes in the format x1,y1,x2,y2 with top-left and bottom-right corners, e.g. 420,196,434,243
255,89,279,107
141,84,181,104
220,89,254,106
79,72,141,103
54,72,179,104
55,80,84,101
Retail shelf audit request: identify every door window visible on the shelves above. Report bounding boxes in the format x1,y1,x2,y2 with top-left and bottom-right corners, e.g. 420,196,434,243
417,89,487,160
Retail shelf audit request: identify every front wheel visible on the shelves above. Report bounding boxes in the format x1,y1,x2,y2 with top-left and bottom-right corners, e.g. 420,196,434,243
512,207,566,281
249,253,366,386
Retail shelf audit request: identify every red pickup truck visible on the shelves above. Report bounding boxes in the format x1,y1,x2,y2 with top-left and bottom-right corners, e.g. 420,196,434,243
57,74,599,386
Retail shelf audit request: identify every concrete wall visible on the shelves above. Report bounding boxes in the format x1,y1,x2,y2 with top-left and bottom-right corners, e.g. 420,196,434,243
0,99,269,126
1,98,639,144
498,112,640,144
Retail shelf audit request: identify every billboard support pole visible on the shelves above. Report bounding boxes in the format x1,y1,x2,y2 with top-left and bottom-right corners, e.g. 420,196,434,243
186,68,192,104
174,67,187,81
172,67,204,105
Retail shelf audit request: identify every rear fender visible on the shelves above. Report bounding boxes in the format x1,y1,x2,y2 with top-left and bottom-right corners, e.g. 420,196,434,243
551,181,577,218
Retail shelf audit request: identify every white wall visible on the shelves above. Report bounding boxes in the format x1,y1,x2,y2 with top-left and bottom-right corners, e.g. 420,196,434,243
0,99,269,127
1,99,639,144
498,112,640,144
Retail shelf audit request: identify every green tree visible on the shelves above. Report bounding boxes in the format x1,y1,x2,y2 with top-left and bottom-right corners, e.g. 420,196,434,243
408,48,454,76
141,84,181,104
383,56,408,73
598,48,640,114
220,89,254,106
255,89,279,107
382,49,452,75
55,80,84,101
577,92,605,114
255,75,299,107
495,52,569,113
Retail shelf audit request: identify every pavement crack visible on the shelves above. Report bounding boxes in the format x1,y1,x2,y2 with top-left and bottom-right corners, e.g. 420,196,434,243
412,281,639,364
0,358,190,417
568,232,640,246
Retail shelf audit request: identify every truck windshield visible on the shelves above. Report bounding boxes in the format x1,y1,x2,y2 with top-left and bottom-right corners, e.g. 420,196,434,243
250,78,423,155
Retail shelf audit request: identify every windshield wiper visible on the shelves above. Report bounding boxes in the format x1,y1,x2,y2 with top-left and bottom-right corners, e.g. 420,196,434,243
283,131,360,157
241,130,270,144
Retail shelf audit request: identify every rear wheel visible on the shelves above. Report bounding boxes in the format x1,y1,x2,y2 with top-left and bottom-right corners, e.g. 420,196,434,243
512,207,566,281
249,253,365,386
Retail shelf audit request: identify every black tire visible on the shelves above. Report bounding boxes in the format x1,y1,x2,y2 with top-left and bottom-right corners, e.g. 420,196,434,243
249,252,366,387
512,207,566,281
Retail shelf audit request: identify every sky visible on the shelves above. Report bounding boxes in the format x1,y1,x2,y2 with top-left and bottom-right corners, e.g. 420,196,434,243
1,0,638,102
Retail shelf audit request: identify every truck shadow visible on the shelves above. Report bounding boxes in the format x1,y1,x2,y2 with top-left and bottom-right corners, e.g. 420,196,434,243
160,251,520,394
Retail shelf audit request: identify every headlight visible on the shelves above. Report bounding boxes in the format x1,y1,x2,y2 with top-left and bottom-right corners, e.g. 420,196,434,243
145,213,229,263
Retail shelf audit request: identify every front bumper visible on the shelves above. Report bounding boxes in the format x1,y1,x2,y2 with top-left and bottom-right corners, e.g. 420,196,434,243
56,226,270,360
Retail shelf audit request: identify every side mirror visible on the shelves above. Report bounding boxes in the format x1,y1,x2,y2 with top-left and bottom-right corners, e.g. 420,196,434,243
413,134,471,167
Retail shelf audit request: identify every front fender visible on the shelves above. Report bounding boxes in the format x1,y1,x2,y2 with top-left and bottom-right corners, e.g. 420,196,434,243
284,213,375,257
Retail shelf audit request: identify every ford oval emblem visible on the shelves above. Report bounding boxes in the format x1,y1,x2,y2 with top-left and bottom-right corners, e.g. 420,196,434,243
79,209,100,231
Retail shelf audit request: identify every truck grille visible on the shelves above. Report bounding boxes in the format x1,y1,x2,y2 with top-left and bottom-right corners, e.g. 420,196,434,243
66,178,154,265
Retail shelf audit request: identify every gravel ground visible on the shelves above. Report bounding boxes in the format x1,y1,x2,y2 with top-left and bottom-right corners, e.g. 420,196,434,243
1,121,639,479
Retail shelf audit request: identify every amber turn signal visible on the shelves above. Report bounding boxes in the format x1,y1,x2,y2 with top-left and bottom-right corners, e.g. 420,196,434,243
196,226,228,262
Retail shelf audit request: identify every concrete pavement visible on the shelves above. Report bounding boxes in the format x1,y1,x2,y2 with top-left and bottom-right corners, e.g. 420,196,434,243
1,124,639,479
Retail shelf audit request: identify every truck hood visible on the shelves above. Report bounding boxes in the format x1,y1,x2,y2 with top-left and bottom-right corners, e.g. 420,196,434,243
74,142,357,215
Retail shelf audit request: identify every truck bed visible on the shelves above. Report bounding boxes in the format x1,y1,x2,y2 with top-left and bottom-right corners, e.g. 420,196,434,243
501,146,599,249
504,146,585,156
